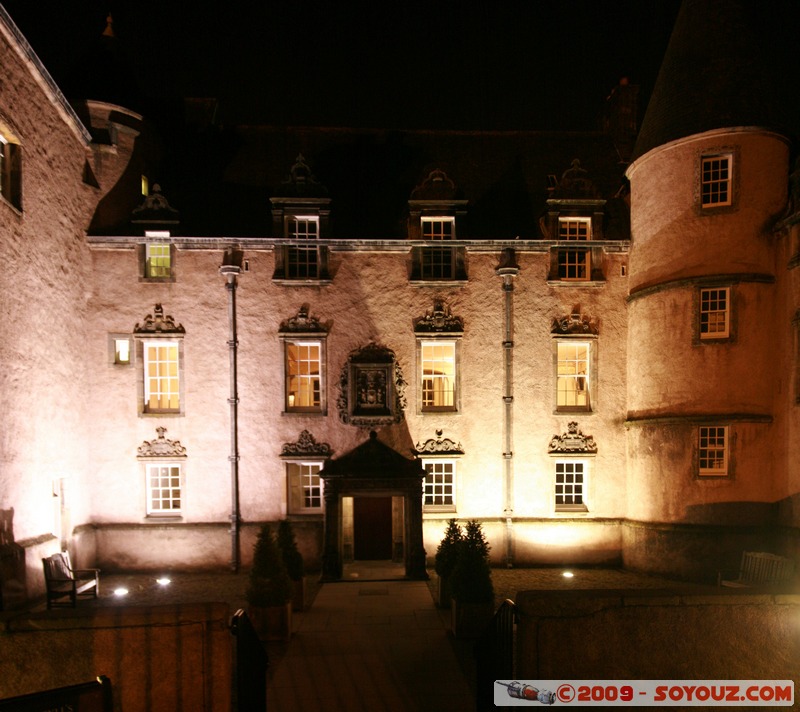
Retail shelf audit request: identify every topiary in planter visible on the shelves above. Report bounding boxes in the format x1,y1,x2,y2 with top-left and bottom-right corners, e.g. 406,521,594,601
247,523,292,608
434,519,462,608
449,519,494,638
277,519,306,611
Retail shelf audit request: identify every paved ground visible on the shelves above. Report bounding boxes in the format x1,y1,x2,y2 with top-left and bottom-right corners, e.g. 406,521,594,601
19,563,711,711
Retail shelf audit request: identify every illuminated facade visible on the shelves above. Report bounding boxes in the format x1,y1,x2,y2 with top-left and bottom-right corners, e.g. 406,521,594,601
0,1,798,605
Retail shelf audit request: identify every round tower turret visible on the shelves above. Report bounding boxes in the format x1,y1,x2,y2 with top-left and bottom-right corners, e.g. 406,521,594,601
624,0,792,579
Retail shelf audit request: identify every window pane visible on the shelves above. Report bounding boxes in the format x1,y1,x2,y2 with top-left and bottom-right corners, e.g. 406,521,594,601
557,342,589,408
555,462,584,508
421,341,456,410
145,342,180,411
146,244,171,278
700,287,729,338
699,426,728,475
286,342,322,410
147,464,181,514
287,462,323,512
423,461,455,507
701,156,731,207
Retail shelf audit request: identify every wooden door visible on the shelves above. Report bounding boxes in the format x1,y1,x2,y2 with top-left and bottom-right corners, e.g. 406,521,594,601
353,496,393,559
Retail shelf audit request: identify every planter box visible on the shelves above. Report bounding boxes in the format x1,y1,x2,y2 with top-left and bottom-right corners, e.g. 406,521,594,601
291,578,305,612
451,598,494,639
436,574,452,609
249,602,292,642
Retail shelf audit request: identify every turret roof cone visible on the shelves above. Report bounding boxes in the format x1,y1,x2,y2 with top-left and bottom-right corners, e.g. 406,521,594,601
633,0,789,160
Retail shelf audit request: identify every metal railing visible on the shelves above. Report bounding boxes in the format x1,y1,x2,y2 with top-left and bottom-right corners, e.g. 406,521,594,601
475,598,517,711
231,608,268,712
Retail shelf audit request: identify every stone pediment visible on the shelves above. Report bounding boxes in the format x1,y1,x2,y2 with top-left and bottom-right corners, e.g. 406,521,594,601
279,305,329,334
134,304,185,334
281,430,332,458
551,310,599,335
413,300,464,334
414,430,464,456
320,432,424,480
137,427,187,457
548,422,597,454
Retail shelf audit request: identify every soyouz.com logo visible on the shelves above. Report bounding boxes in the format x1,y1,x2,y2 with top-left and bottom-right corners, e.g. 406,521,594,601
493,680,794,706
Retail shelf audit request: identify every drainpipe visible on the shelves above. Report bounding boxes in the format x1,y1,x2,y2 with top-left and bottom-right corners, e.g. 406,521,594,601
496,248,520,568
220,248,244,572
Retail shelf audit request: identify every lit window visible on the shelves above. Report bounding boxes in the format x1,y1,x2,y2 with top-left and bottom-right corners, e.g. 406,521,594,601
143,341,180,413
557,341,591,411
287,461,323,513
285,340,323,412
421,341,457,412
0,133,22,210
700,287,730,339
285,216,320,279
698,426,728,476
146,243,171,279
146,463,182,515
420,217,456,280
114,338,131,365
555,461,587,511
558,218,591,281
141,175,149,197
422,459,456,510
701,155,732,207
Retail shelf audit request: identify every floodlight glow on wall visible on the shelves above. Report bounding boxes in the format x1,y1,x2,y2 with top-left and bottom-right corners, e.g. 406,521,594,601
114,587,128,597
156,577,171,586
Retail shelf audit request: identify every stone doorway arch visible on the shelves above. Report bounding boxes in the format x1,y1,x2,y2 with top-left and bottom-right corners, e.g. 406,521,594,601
319,431,428,581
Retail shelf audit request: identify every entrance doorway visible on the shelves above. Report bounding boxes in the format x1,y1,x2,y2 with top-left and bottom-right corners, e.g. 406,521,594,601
353,496,392,559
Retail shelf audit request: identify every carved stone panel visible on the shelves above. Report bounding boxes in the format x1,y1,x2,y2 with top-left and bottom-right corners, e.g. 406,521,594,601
337,343,407,427
137,427,187,458
548,421,597,454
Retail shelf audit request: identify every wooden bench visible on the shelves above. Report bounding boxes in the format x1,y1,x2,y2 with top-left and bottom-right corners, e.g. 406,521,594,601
719,551,796,588
42,551,100,609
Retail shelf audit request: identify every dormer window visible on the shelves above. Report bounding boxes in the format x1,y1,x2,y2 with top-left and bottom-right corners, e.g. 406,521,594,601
558,217,591,281
270,156,331,284
408,169,467,283
420,217,457,280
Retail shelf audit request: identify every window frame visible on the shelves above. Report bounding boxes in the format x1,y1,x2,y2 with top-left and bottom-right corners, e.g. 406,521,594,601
700,153,733,209
697,425,729,477
140,232,176,282
109,333,133,366
418,216,459,281
418,338,459,413
698,286,731,341
138,337,184,415
554,459,589,512
0,132,22,211
421,458,457,512
557,217,592,282
145,461,183,516
554,338,595,413
286,460,325,514
283,338,326,414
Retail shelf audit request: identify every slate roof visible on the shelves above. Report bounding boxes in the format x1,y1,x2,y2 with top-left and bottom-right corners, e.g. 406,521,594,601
172,124,630,240
633,0,793,161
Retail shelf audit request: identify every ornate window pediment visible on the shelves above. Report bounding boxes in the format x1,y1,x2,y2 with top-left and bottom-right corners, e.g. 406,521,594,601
137,427,187,458
281,429,333,458
548,421,597,454
279,304,329,334
414,429,464,456
337,343,407,427
551,310,599,335
413,300,464,334
133,304,185,335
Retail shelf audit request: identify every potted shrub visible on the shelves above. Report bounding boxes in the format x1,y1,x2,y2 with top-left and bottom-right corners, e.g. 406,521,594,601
434,519,462,608
277,519,305,612
247,523,293,641
449,519,495,638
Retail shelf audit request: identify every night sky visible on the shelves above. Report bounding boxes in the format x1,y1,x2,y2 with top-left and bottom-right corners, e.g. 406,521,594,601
3,1,690,131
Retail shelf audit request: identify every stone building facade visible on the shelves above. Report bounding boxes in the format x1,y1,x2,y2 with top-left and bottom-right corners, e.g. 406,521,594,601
1,1,798,606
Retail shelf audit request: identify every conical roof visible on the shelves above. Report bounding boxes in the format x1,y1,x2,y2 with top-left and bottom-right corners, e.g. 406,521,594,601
633,0,790,160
